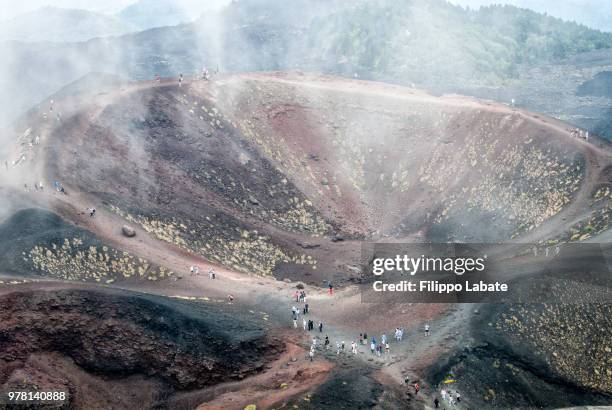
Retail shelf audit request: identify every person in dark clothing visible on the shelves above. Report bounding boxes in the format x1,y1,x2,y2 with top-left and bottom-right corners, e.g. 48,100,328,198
434,398,439,408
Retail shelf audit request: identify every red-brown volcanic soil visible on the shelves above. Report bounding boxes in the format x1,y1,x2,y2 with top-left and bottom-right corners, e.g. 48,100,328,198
0,72,610,409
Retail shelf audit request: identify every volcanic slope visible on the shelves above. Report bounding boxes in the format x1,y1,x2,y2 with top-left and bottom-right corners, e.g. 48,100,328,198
1,72,611,409
9,72,612,285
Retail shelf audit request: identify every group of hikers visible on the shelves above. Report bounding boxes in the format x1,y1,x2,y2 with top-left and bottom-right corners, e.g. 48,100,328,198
190,265,216,279
23,182,44,192
435,388,462,407
154,66,218,87
287,286,458,405
569,127,589,140
23,180,67,195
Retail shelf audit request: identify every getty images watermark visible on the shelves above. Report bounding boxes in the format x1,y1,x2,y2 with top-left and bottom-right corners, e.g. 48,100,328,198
359,243,612,303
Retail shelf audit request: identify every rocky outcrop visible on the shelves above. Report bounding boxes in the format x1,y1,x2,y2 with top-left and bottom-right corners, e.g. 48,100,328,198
0,289,284,391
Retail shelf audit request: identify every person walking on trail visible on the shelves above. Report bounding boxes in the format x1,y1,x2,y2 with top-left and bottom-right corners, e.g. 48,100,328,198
425,323,430,336
309,347,314,362
294,291,299,302
385,342,390,355
318,322,323,333
351,341,357,354
441,389,447,402
304,303,309,314
434,398,440,408
336,341,341,355
190,266,195,276
324,335,329,350
341,341,345,352
293,318,298,328
381,334,387,345
455,391,461,403
178,73,183,87
194,266,199,275
308,319,313,331
363,333,368,345
370,340,376,354
328,282,333,295
414,382,420,395
303,318,307,330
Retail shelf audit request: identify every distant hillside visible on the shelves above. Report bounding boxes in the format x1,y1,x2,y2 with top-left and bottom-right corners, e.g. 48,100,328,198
453,0,612,33
117,0,218,30
0,7,131,43
302,0,612,87
2,0,612,127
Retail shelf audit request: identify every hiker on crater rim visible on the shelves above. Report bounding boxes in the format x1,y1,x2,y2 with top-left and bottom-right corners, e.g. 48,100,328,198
318,321,323,333
178,73,183,87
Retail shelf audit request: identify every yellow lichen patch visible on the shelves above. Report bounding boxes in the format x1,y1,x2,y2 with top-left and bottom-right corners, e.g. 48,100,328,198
419,134,582,234
28,238,173,282
110,203,318,277
498,303,611,393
